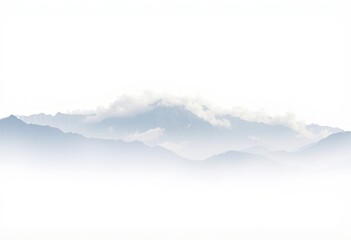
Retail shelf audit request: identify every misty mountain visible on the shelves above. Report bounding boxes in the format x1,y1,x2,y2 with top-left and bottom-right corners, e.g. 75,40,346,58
266,131,351,169
0,115,279,171
0,116,186,168
93,104,219,139
205,131,351,170
3,115,351,171
306,124,343,136
18,100,343,160
0,115,83,145
299,131,351,156
206,150,264,163
203,150,282,172
19,112,89,134
241,146,271,156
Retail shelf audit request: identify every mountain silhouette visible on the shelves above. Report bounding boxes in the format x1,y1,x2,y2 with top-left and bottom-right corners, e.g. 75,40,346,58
0,116,186,168
299,131,351,156
18,100,343,159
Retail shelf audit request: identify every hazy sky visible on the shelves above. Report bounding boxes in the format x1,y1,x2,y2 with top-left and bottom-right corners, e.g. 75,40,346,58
0,0,350,129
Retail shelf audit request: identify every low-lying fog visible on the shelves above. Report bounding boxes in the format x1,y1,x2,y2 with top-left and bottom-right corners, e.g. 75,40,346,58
1,155,351,240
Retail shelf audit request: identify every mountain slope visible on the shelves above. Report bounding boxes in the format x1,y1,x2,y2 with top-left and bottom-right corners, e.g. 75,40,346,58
0,116,186,167
268,132,351,169
203,150,280,171
299,131,351,156
18,100,344,159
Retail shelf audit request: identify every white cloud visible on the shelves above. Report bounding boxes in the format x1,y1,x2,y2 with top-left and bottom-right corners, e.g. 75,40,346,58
152,96,231,127
85,93,230,127
122,127,165,146
84,93,335,140
316,129,333,139
84,93,156,122
229,107,318,139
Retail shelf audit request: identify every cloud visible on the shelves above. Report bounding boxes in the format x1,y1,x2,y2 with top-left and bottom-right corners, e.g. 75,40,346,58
270,113,314,139
229,107,318,139
86,92,230,127
316,128,333,139
152,96,231,127
179,98,231,127
122,127,165,146
84,93,329,140
85,93,156,122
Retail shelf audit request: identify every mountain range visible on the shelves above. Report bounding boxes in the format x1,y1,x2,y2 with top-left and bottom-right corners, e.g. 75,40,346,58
1,113,351,170
0,115,188,170
18,100,342,160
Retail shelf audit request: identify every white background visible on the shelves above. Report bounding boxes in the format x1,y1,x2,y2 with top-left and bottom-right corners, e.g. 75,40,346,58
0,0,350,129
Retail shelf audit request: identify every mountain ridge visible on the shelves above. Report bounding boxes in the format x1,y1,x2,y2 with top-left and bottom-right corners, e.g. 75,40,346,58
17,100,344,159
0,115,187,167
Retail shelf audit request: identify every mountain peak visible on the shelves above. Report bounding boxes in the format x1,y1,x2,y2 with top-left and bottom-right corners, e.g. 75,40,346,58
0,115,27,129
1,115,23,123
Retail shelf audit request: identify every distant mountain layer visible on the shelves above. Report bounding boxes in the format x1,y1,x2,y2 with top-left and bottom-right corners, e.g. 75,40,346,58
265,131,351,169
18,101,343,159
1,115,351,171
206,132,351,169
0,116,186,168
299,131,351,156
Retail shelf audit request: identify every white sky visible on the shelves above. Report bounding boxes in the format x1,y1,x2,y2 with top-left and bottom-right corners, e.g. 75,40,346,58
0,0,350,130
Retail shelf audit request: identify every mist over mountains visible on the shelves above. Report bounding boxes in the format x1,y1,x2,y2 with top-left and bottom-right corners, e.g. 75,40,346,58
0,114,188,170
18,98,343,160
2,100,351,240
0,97,349,171
2,113,350,171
